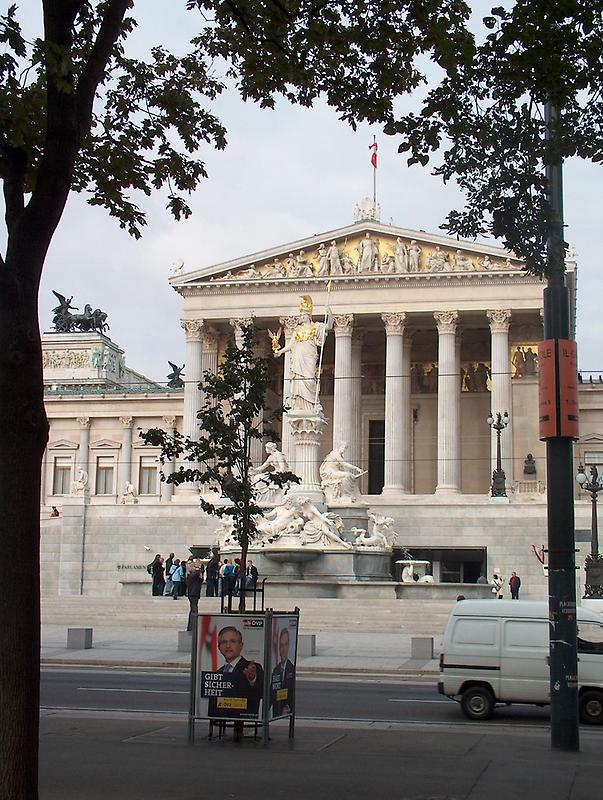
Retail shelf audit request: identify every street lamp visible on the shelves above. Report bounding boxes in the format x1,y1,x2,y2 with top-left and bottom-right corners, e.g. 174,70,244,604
576,464,603,598
487,411,509,497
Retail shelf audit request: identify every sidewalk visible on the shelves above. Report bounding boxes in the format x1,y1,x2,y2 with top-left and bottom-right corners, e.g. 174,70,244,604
39,710,602,800
41,624,442,675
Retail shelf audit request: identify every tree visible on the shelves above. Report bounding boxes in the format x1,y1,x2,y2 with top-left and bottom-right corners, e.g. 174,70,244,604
141,323,299,611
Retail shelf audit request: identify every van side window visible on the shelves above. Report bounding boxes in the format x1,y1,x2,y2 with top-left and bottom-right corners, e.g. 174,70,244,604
454,619,498,646
577,623,603,654
503,620,548,649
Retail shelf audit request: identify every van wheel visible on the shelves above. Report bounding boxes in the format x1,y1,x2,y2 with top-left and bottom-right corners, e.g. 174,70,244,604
461,687,495,720
580,690,603,725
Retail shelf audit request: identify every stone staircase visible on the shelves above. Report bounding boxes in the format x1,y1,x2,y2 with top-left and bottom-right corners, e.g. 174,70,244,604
41,596,456,634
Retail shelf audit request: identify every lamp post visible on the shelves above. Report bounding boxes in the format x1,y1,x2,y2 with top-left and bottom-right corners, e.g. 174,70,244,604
576,465,603,598
487,411,509,497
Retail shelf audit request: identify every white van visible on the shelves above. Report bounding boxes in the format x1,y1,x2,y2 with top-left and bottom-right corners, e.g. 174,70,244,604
438,600,603,724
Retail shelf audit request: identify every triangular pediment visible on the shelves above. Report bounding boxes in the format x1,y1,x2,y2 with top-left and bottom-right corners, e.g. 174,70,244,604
170,221,522,288
579,432,603,445
90,438,122,449
48,439,79,450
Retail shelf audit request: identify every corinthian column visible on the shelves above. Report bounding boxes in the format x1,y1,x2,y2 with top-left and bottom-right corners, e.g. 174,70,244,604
434,311,461,493
349,329,364,468
280,316,299,468
118,416,133,495
332,314,354,451
76,417,90,479
180,319,204,494
487,309,513,484
381,312,408,495
230,316,254,348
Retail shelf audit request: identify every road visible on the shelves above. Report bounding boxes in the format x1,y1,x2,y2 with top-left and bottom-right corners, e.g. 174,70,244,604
41,667,560,727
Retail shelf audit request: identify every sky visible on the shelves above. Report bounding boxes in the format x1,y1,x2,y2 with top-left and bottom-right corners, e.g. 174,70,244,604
12,4,603,382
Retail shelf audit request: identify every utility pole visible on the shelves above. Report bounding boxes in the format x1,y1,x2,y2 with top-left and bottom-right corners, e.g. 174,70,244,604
542,101,580,751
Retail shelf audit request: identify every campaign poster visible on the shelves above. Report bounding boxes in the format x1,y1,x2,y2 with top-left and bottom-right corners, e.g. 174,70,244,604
269,615,299,719
195,614,266,721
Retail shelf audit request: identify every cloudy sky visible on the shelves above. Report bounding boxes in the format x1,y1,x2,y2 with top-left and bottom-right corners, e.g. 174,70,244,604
19,4,603,382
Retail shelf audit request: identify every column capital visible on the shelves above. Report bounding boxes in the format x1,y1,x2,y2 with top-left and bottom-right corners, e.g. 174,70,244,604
180,319,204,342
201,328,219,351
280,315,300,332
162,415,177,429
434,310,459,334
230,316,254,335
76,416,90,428
486,309,512,333
382,312,406,335
119,416,134,428
334,314,354,336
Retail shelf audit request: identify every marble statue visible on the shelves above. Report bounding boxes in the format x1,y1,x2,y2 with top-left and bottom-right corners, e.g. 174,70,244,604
264,258,286,278
368,513,399,548
274,295,332,411
235,265,260,279
170,258,184,275
215,517,235,549
251,442,292,504
427,246,448,272
341,252,355,275
71,468,89,495
357,232,378,273
316,244,329,275
293,250,314,278
479,255,495,270
284,254,296,276
121,481,138,504
454,250,473,271
327,241,343,275
408,240,421,272
394,238,408,272
319,443,365,504
353,527,389,549
296,497,352,549
253,498,305,545
381,253,394,273
166,361,185,389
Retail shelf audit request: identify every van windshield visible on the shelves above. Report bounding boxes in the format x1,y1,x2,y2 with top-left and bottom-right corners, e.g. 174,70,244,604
577,623,603,654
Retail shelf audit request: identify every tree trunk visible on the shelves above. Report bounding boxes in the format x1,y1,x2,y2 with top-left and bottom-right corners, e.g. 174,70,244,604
0,260,48,800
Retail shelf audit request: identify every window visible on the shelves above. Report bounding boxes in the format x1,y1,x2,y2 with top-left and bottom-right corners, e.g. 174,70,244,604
139,456,158,495
577,623,603,654
95,456,114,495
585,452,603,468
52,457,72,495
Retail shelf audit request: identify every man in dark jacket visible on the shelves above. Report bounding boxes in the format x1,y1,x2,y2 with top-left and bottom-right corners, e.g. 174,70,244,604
509,571,521,600
207,626,264,719
205,552,219,597
270,627,295,717
186,566,203,631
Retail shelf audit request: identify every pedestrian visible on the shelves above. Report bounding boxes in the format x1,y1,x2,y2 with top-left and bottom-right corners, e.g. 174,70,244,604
233,558,242,596
164,552,175,597
245,560,259,591
179,557,189,596
491,572,503,599
169,558,183,599
186,565,204,632
509,571,521,600
220,559,234,597
50,506,60,518
150,554,165,596
205,551,220,597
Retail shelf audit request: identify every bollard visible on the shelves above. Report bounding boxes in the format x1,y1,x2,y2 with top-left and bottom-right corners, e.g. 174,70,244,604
67,628,93,650
298,633,316,657
410,636,434,660
178,630,193,653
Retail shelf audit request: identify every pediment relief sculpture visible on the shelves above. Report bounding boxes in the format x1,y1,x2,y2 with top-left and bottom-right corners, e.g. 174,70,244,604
204,232,521,284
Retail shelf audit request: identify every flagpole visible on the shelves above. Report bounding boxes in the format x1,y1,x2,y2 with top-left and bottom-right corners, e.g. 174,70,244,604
314,280,333,409
372,134,377,206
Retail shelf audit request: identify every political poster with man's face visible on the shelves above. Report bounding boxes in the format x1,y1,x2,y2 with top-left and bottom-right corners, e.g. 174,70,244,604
195,614,266,721
269,615,299,719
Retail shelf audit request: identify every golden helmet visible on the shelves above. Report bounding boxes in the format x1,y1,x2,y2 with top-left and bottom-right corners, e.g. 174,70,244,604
299,295,313,314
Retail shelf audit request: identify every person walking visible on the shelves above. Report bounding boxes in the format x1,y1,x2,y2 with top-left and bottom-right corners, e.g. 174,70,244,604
179,557,189,596
491,572,504,599
186,565,204,631
169,559,183,599
150,554,165,596
205,552,220,597
509,571,521,600
164,552,175,597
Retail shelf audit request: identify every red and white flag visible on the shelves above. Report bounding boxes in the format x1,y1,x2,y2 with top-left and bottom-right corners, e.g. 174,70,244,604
200,615,218,671
369,140,378,168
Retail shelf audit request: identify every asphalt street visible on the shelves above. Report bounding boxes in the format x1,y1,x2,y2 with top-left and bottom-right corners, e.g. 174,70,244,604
42,667,558,727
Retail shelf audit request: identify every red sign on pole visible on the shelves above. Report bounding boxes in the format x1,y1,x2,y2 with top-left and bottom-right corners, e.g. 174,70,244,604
538,339,579,440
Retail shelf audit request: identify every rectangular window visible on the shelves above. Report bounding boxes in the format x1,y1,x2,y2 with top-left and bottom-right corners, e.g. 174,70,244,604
53,456,72,495
95,456,114,495
585,452,603,467
139,456,158,495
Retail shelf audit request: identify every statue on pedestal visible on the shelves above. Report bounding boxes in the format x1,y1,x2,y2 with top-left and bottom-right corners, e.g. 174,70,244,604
120,481,138,504
296,497,352,549
273,295,332,412
251,442,293,504
319,443,365,505
71,469,89,495
253,499,305,546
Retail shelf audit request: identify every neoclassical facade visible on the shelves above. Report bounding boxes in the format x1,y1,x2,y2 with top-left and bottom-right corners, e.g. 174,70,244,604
41,211,603,598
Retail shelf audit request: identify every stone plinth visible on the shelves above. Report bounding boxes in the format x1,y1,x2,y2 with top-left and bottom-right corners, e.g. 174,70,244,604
288,409,326,505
